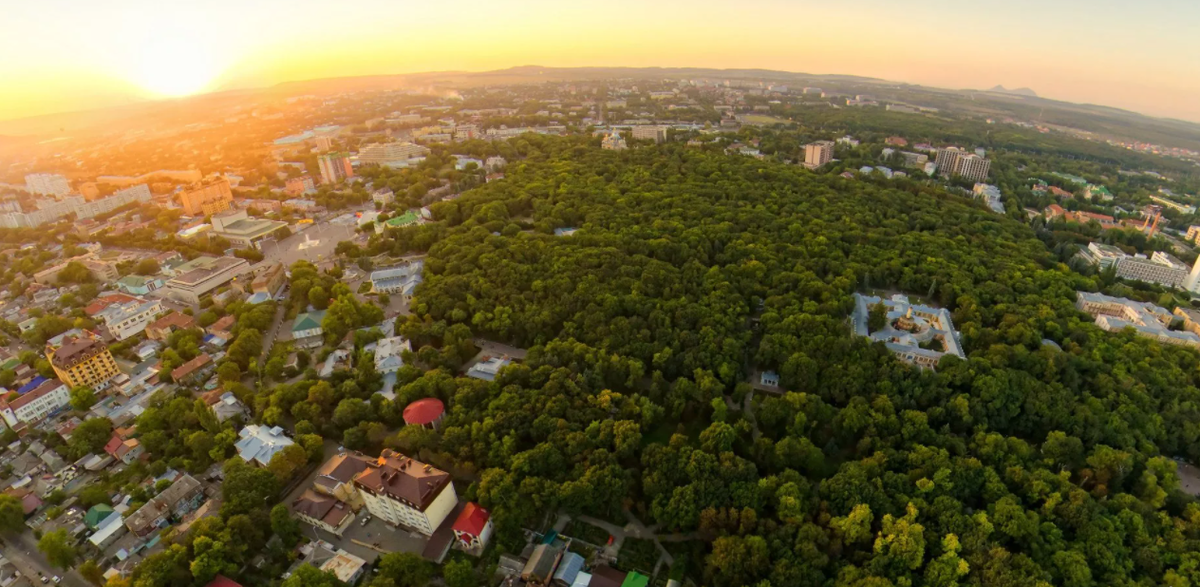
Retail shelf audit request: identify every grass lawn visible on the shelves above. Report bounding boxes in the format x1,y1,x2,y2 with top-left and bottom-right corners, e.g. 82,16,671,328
740,114,790,126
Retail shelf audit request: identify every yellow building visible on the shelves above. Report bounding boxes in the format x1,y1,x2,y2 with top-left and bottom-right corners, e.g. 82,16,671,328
178,178,233,216
46,336,120,389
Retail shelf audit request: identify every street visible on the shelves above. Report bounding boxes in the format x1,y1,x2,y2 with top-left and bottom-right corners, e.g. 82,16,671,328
2,533,85,587
261,218,363,269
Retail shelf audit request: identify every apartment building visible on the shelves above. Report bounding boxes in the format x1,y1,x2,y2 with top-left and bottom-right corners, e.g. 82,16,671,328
25,174,71,197
935,148,991,182
178,178,233,216
46,335,120,389
93,299,162,341
318,153,354,185
631,125,668,143
357,142,429,167
804,141,835,169
353,450,458,536
0,379,70,428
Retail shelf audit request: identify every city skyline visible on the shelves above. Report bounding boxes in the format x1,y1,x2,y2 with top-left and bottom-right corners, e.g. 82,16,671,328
2,0,1199,124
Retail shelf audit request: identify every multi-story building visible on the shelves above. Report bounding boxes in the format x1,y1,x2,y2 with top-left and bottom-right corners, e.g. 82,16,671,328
93,299,162,341
352,450,458,536
291,311,326,349
124,474,203,537
285,176,315,196
1114,252,1189,289
25,174,71,197
1186,225,1200,245
162,256,250,305
210,210,288,249
178,178,233,216
251,262,286,294
1080,242,1127,268
631,125,668,143
1174,306,1200,337
955,154,991,182
318,153,354,185
72,184,152,219
900,152,929,168
1077,291,1200,348
934,148,991,182
0,379,70,428
46,334,120,390
851,293,965,370
372,189,395,207
357,142,429,168
804,141,835,169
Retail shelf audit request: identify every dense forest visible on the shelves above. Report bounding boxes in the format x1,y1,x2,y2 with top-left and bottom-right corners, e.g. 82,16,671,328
371,135,1200,587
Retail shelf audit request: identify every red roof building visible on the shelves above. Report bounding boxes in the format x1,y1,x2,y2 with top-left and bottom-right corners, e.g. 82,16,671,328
402,398,445,429
84,293,139,317
204,576,243,587
451,502,493,552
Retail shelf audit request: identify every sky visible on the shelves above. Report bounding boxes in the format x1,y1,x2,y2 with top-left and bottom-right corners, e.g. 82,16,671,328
2,0,1199,123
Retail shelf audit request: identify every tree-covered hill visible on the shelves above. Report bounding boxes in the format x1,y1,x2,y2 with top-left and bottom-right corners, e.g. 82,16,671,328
390,136,1200,587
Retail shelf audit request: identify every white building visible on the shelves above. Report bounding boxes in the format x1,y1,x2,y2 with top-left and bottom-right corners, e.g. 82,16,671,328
370,261,423,298
374,336,410,373
357,142,429,168
352,450,458,536
94,299,162,341
234,425,295,467
631,125,668,143
467,356,511,381
25,174,71,197
851,294,965,370
1115,252,1189,289
0,379,70,428
372,189,395,206
1077,291,1200,348
162,256,250,305
1081,242,1127,268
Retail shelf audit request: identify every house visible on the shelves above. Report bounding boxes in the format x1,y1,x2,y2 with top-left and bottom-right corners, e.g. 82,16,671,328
114,439,143,464
206,391,249,423
553,552,586,587
170,353,213,384
319,549,368,585
759,371,780,387
373,336,410,373
146,312,196,341
451,502,493,554
467,356,511,381
320,349,350,378
123,474,204,536
312,452,373,507
203,577,243,587
292,490,355,536
523,544,564,585
234,425,295,466
291,311,326,349
369,262,423,298
87,510,127,550
207,315,235,336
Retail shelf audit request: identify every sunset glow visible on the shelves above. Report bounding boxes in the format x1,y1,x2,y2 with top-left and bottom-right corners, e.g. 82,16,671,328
1,0,1199,121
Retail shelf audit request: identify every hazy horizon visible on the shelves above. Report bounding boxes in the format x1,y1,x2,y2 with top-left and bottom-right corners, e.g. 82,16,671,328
3,0,1199,124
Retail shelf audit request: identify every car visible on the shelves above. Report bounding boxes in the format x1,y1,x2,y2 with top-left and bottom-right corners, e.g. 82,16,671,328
52,576,61,584
360,515,372,527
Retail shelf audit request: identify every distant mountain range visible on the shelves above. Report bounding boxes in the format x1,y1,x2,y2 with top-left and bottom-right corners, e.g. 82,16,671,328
986,85,1039,98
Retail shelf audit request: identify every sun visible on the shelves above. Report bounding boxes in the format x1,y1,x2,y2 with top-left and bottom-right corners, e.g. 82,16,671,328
127,29,224,98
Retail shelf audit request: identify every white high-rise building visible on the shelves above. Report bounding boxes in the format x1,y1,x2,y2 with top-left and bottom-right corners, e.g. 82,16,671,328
25,174,72,197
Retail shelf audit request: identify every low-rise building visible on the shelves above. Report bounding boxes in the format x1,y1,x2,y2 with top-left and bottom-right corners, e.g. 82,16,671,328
1080,242,1127,268
93,299,162,341
467,356,511,381
369,261,423,297
1077,291,1200,348
313,452,373,507
115,275,165,296
210,210,288,249
291,311,326,349
124,474,204,537
234,425,295,466
353,450,458,536
1174,306,1200,337
146,312,196,340
373,336,410,373
170,353,213,385
851,294,965,370
451,502,493,554
292,490,355,536
163,256,250,305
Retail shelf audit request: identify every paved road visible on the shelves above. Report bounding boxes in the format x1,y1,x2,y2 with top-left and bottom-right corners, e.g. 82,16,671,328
1,533,85,587
261,221,361,269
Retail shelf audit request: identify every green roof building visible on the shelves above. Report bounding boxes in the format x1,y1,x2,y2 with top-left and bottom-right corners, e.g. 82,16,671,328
85,504,115,529
621,572,650,587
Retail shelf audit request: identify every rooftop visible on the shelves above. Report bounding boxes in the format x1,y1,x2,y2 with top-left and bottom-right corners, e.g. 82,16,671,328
402,397,444,426
234,425,295,466
352,449,452,511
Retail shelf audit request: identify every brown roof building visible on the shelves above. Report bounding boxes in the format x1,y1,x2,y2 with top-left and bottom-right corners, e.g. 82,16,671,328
352,449,458,536
292,490,354,536
146,312,196,341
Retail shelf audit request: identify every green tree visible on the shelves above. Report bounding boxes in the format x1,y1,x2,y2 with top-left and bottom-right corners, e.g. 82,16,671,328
0,494,24,532
38,528,78,569
70,386,97,411
78,559,104,586
442,558,476,587
377,552,433,587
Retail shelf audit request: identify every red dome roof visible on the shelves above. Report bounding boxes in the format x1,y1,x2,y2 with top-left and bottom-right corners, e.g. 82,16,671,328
402,397,445,425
